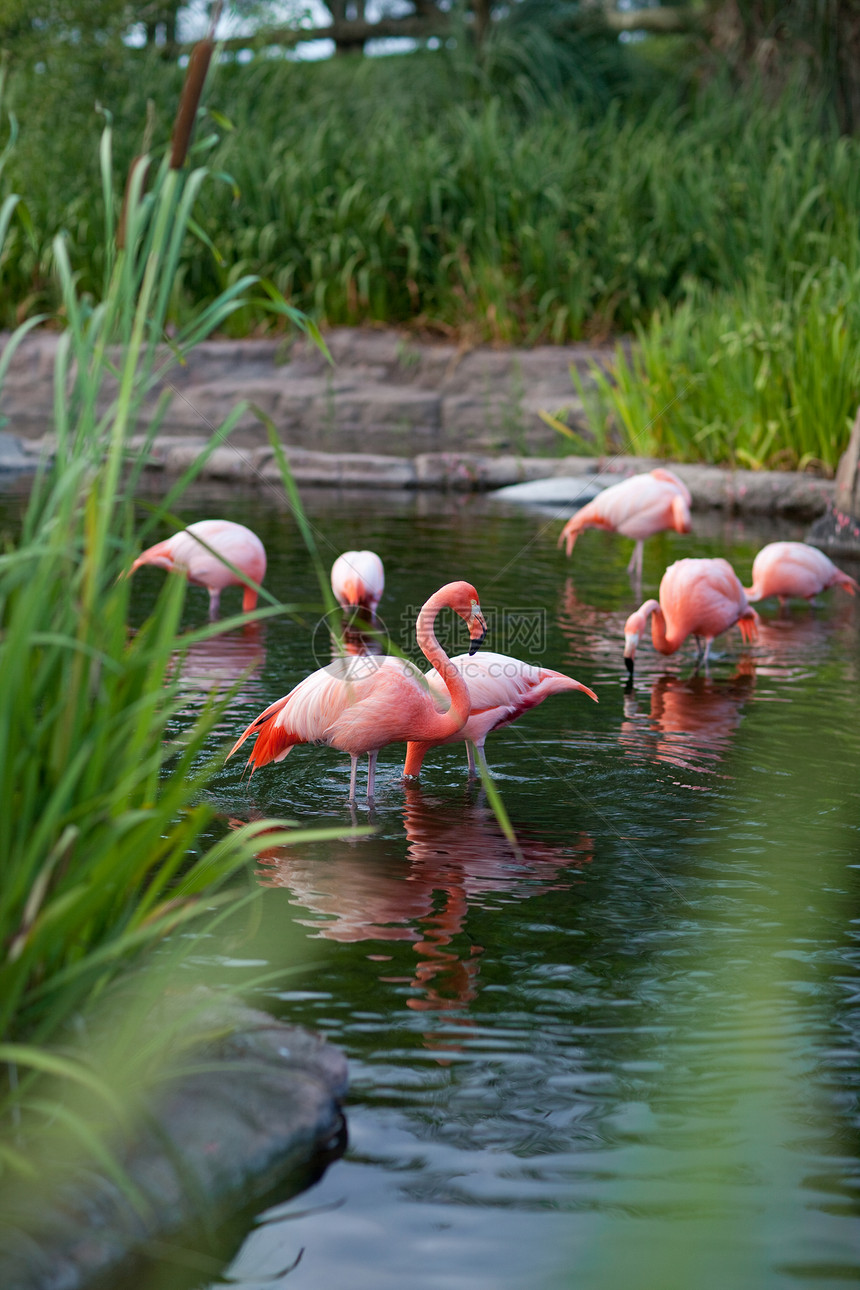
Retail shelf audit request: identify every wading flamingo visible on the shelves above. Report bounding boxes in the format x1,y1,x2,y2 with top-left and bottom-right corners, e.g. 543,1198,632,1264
745,541,858,606
623,558,759,679
403,651,597,778
130,520,266,620
227,581,487,802
331,550,385,616
559,469,692,579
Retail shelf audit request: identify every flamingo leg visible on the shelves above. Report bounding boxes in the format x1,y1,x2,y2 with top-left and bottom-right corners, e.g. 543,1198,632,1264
208,588,221,620
474,742,490,777
465,741,477,777
348,754,359,802
626,540,644,579
366,751,378,802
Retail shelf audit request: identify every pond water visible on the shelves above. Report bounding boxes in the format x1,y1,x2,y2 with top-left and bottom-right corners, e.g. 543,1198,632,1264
94,484,860,1287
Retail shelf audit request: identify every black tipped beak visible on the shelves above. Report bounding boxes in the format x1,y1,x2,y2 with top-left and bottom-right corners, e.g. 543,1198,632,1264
624,655,634,679
468,626,487,657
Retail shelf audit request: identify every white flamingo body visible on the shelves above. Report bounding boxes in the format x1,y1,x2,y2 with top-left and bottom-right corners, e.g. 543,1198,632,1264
403,650,597,777
559,468,692,578
130,519,266,618
745,541,858,605
331,550,385,615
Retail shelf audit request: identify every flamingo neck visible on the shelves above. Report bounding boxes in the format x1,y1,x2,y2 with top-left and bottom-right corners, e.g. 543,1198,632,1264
415,593,472,739
639,598,677,655
242,585,259,613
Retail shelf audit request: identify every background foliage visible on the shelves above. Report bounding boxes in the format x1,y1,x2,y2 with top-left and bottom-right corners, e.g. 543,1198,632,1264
1,4,858,466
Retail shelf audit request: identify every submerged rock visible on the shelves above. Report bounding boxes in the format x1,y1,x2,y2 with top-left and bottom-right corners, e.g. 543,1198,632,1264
0,1000,348,1290
490,476,606,508
0,431,38,473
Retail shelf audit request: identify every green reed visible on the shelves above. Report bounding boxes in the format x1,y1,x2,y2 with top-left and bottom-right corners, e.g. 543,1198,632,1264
573,267,860,472
0,56,351,1220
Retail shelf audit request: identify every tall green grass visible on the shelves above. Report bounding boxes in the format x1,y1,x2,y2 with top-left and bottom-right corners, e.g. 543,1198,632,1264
0,57,349,1218
573,266,860,472
2,51,859,344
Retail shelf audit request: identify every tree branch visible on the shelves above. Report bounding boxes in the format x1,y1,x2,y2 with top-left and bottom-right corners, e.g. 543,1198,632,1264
205,13,451,52
184,5,700,54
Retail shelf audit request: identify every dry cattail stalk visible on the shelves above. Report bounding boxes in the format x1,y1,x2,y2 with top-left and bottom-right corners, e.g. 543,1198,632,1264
169,0,223,170
169,38,214,171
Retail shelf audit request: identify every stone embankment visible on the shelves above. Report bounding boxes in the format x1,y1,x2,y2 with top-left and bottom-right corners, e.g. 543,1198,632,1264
1,327,839,524
1,327,608,457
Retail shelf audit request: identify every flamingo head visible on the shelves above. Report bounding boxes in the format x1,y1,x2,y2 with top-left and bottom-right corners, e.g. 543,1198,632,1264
672,493,692,535
441,581,488,655
623,607,647,678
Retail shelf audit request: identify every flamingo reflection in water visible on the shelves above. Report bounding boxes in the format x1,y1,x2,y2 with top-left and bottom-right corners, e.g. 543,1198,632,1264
173,626,267,737
751,599,860,687
557,577,630,681
248,788,592,1016
619,663,756,778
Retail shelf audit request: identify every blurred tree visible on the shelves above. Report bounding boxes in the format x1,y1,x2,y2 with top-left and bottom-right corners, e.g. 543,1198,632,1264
707,0,860,131
0,0,856,130
141,0,183,45
0,0,179,49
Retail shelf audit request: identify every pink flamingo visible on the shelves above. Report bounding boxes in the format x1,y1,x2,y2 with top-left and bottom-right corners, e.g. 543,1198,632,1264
403,651,597,778
623,557,759,678
227,581,487,801
331,549,385,616
745,541,858,606
130,519,266,619
559,468,692,578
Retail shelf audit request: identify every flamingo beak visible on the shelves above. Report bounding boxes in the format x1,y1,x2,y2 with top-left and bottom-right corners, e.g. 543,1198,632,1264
623,631,639,678
574,682,599,703
468,603,488,656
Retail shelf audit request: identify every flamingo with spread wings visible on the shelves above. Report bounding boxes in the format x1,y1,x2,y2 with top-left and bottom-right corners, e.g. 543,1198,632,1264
227,581,487,801
623,558,759,679
559,468,692,578
331,549,385,616
745,541,858,606
129,519,266,619
403,651,597,778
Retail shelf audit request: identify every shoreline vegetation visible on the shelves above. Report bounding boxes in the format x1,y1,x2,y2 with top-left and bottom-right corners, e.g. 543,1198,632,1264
0,38,859,473
0,39,359,1269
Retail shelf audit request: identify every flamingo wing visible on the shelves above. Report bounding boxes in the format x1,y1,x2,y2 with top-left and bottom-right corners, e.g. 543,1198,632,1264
182,521,266,590
749,541,858,601
649,467,692,507
227,655,391,770
327,657,446,752
662,558,754,642
424,652,597,738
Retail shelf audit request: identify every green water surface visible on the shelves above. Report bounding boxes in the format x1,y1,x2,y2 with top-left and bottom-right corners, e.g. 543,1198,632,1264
131,485,860,1290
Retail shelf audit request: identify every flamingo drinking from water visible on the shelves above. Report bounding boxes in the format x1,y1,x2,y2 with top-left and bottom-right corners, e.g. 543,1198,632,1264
227,581,487,801
403,651,597,778
623,557,759,679
744,541,858,606
130,520,266,619
331,550,385,616
559,468,692,579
